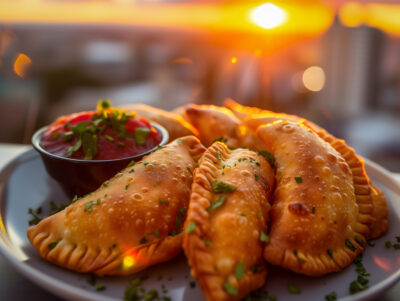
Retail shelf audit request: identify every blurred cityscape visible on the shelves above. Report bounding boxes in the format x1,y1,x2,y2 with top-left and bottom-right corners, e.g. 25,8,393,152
0,0,400,170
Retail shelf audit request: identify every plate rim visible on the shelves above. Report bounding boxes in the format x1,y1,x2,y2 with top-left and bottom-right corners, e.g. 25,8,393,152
1,150,400,301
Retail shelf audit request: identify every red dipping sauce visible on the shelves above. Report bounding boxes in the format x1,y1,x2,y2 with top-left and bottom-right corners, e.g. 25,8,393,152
41,104,161,160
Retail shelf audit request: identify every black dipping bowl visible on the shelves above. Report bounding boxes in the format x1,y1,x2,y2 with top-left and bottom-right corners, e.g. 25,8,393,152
32,122,169,198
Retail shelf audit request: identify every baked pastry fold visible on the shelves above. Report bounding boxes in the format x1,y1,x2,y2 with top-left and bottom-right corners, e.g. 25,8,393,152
258,121,371,276
184,142,274,300
27,136,206,275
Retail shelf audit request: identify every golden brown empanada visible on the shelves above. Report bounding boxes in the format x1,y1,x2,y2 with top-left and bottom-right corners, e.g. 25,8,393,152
27,136,206,275
121,104,198,141
184,142,274,300
185,104,265,150
368,183,388,239
258,121,371,276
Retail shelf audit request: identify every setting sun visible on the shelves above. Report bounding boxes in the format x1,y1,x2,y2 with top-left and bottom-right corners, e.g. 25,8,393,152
250,3,287,29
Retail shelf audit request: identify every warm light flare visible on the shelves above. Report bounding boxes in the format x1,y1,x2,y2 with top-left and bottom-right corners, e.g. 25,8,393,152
121,255,136,270
373,256,393,272
13,53,32,78
302,66,325,92
250,3,287,29
339,2,365,28
231,57,237,64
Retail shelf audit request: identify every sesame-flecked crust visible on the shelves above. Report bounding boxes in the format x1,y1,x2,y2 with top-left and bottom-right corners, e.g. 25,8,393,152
27,136,206,276
121,104,199,141
183,142,275,301
258,121,367,277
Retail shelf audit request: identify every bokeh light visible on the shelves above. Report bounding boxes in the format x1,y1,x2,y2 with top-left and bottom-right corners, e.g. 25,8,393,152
302,66,325,92
13,53,32,78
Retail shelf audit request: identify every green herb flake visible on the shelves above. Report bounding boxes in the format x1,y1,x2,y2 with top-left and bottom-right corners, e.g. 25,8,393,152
350,280,368,294
255,174,260,181
258,150,275,166
235,262,245,280
345,239,357,251
104,135,114,141
143,161,150,166
312,206,316,214
95,284,106,291
260,231,270,243
117,141,126,147
294,176,303,183
186,222,197,233
28,207,43,225
223,282,238,296
134,127,152,146
144,289,159,301
207,195,226,211
288,284,301,294
151,229,161,238
177,139,183,143
205,239,211,247
48,241,59,250
86,275,96,286
293,250,307,263
129,168,135,173
127,160,136,167
139,237,148,244
84,199,101,212
103,181,110,187
52,132,62,140
327,249,333,259
125,183,131,190
385,240,392,248
216,151,222,161
71,195,79,203
325,291,337,301
394,244,400,250
354,235,363,246
211,181,236,193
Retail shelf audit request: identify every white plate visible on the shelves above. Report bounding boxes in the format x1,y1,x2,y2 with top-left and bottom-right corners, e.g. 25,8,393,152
1,149,400,301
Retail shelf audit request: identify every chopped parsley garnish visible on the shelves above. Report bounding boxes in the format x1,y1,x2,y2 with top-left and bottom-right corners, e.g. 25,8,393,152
139,237,148,244
95,284,106,291
345,239,357,252
169,206,186,236
177,139,183,143
312,206,316,214
260,231,270,243
52,132,61,140
216,151,222,161
71,195,79,203
235,262,245,280
84,199,101,213
127,160,136,167
104,135,114,141
258,150,275,166
186,222,197,233
49,201,68,213
212,136,228,143
48,241,59,250
158,198,169,206
129,169,135,173
349,254,370,294
103,181,109,187
143,161,150,166
211,181,236,193
255,174,259,181
118,141,126,147
294,176,303,183
151,229,161,238
354,235,363,245
288,284,300,294
293,250,307,263
28,207,43,225
325,291,337,301
223,282,238,296
327,249,333,259
134,128,152,146
205,239,211,247
207,195,226,211
125,183,131,190
385,240,392,248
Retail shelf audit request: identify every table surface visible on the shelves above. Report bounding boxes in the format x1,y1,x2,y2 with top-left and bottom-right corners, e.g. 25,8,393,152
1,143,400,301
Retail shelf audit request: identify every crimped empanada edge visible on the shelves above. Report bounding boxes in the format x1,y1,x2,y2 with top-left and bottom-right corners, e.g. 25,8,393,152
183,142,266,301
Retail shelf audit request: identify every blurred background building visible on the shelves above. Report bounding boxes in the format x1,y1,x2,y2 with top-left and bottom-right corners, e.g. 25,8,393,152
0,0,399,170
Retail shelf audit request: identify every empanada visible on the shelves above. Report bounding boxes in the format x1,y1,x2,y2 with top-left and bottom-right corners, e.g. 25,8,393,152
27,136,206,275
184,142,274,300
185,104,265,150
121,104,198,141
258,121,371,276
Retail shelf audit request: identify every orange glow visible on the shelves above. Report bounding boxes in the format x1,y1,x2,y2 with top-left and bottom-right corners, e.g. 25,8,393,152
0,1,333,38
231,57,238,64
302,66,325,92
121,255,136,270
339,3,400,36
250,3,287,29
13,53,32,78
171,57,193,65
373,256,393,272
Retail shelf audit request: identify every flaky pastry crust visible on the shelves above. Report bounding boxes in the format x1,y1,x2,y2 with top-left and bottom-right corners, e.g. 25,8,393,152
184,142,274,301
258,121,368,276
27,136,206,275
